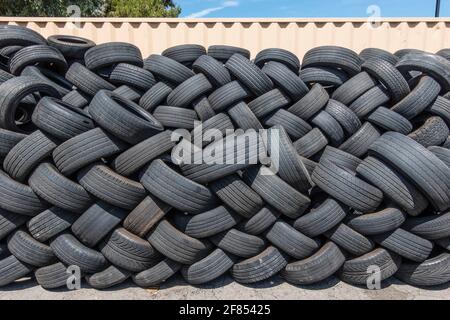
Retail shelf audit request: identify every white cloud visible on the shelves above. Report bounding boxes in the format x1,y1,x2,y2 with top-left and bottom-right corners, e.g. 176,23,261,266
187,0,239,18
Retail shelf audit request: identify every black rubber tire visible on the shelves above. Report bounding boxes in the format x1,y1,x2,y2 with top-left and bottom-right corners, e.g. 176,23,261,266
347,208,406,236
210,174,264,219
162,44,206,67
139,82,172,111
255,48,300,73
396,52,450,91
27,207,76,242
402,212,450,240
181,248,235,285
147,220,211,265
84,42,143,70
367,106,413,134
248,89,290,118
210,228,265,258
242,166,311,219
325,223,374,256
0,209,27,241
444,136,450,148
123,195,171,238
133,258,181,287
0,76,60,132
193,96,216,121
339,122,381,158
50,233,108,274
78,163,146,210
293,128,328,158
7,230,55,267
264,109,312,140
0,45,23,61
395,253,450,287
141,159,217,214
266,125,313,192
89,90,163,144
52,127,126,176
436,237,450,251
429,95,450,125
429,146,450,168
9,45,67,75
311,160,383,213
373,228,433,262
112,130,175,176
191,112,234,147
0,169,48,216
325,99,362,135
113,85,141,102
266,221,319,260
153,105,198,130
29,162,92,213
282,241,345,285
408,116,449,148
227,101,263,131
362,58,410,103
0,255,32,287
178,131,263,183
299,67,348,87
71,201,126,247
109,63,156,91
180,206,241,238
166,73,212,107
391,76,441,120
48,35,95,59
100,228,161,272
360,48,399,65
3,130,58,183
293,198,347,238
65,62,116,96
311,111,345,146
208,81,250,112
85,265,130,289
144,54,195,84
288,83,329,120
35,262,70,289
0,129,26,159
262,61,309,100
21,65,73,96
331,71,378,106
302,46,362,76
242,206,281,236
319,146,362,172
356,156,429,216
232,246,288,284
0,25,46,47
62,89,89,109
225,53,273,96
368,131,450,212
349,85,390,118
192,55,231,87
339,248,401,285
207,45,250,62
32,97,95,141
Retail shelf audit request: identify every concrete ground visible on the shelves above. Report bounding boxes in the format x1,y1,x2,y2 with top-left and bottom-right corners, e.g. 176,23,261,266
0,274,449,300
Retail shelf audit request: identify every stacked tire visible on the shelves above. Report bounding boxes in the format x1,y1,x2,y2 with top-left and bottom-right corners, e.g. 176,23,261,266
0,25,450,290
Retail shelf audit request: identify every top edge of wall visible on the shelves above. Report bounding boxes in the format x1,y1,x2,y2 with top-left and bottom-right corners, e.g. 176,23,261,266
1,17,450,23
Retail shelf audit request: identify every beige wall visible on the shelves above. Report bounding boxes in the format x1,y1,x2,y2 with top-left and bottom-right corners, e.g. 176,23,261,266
1,17,450,58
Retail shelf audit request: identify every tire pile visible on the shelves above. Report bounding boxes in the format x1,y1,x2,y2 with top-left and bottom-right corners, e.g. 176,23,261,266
0,25,450,290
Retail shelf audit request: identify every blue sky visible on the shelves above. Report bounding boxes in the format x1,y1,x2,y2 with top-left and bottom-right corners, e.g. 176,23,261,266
177,0,449,18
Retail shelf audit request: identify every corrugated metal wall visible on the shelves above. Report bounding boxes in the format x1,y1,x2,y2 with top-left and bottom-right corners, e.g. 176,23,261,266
1,18,450,58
